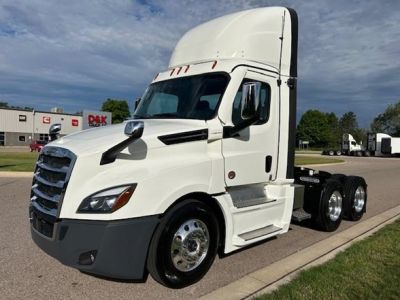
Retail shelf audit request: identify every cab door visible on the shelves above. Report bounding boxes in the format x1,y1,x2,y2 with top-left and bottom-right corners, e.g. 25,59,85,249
222,71,279,187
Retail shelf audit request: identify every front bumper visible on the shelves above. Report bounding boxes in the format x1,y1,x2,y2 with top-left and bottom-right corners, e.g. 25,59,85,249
30,205,160,280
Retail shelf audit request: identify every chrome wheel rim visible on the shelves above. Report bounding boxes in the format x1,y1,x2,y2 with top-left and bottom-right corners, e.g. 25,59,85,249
354,186,365,213
328,190,342,221
170,219,210,272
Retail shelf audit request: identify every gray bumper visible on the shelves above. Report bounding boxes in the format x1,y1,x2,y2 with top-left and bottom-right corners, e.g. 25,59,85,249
30,206,159,280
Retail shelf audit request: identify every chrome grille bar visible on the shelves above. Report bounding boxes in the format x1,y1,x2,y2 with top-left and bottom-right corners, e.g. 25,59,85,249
31,147,76,218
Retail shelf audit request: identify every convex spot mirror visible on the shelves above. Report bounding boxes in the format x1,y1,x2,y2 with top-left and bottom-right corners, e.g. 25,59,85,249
124,121,144,139
49,123,61,135
49,123,62,141
241,82,261,120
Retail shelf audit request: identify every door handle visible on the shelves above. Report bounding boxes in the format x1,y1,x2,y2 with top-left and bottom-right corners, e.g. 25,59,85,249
265,156,272,173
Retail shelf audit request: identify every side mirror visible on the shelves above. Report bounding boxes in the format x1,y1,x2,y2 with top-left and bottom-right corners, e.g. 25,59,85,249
124,121,144,139
100,121,144,165
241,82,261,120
49,123,61,141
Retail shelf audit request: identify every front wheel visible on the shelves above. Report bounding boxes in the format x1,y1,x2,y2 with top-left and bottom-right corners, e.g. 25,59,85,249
147,200,219,288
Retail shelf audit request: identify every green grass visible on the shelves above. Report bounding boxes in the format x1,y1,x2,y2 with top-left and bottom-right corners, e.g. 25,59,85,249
0,152,39,172
295,155,344,166
256,220,400,300
295,150,323,154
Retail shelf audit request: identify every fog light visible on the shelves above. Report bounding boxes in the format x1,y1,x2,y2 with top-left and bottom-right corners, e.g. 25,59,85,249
79,250,97,265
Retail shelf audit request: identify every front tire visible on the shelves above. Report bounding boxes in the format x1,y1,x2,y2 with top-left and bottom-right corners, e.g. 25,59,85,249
147,200,219,288
314,179,344,232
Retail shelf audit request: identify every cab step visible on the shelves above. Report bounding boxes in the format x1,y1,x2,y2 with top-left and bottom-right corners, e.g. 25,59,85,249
238,224,282,241
291,208,312,222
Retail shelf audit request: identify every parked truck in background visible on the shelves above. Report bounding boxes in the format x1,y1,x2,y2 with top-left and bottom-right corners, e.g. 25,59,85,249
325,133,400,157
29,7,368,288
323,133,366,156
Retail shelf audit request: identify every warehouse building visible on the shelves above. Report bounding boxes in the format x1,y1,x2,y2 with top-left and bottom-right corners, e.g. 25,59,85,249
0,108,112,147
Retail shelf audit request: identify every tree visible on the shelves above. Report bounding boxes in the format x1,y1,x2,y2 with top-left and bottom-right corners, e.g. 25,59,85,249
0,102,33,110
297,110,338,148
339,111,364,142
101,98,131,124
370,101,400,136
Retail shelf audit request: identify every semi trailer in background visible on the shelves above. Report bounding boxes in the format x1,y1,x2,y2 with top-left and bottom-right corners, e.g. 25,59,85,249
29,7,368,288
367,133,400,156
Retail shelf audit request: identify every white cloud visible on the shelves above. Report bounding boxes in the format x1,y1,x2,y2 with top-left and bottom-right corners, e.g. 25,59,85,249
0,0,399,126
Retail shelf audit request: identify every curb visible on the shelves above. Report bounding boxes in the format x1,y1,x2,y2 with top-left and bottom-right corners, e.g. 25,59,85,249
0,172,33,178
199,204,400,300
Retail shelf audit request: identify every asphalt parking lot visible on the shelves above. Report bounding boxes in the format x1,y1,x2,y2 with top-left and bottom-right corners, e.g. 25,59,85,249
1,156,400,299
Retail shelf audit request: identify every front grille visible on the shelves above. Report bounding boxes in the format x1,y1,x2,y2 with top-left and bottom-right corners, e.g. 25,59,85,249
31,147,76,220
31,210,55,238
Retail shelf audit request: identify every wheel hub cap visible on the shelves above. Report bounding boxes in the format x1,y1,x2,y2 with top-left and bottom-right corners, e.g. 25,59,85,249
171,219,210,272
328,190,342,221
354,186,365,213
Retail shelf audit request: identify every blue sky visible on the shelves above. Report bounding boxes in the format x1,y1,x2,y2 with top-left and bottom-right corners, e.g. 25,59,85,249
0,0,399,127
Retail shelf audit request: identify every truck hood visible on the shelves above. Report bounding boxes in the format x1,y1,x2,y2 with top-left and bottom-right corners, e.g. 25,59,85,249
49,119,208,156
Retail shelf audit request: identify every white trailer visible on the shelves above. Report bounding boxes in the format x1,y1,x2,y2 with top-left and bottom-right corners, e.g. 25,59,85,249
368,132,400,156
29,7,367,288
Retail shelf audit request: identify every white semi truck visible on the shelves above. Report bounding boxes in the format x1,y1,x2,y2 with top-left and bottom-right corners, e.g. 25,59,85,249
30,7,367,288
324,133,366,156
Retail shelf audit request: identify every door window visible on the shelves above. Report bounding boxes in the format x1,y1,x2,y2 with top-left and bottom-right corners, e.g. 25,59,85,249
232,79,270,126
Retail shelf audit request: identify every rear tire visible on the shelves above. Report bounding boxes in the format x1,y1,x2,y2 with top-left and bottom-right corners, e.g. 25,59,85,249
328,150,335,156
147,199,219,289
314,179,344,232
330,174,346,183
336,150,342,156
343,176,367,221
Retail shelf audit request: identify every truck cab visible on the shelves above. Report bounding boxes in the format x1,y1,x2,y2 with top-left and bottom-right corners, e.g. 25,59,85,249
30,7,367,288
342,133,364,155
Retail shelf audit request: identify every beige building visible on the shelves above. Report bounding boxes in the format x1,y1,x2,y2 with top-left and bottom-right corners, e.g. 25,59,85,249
0,108,112,147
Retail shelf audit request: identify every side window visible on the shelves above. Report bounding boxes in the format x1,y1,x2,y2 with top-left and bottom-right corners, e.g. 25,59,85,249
232,79,270,126
147,93,178,115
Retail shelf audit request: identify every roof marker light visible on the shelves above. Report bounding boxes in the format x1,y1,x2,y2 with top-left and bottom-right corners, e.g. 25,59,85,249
170,69,175,76
177,67,182,75
211,60,217,69
185,65,190,73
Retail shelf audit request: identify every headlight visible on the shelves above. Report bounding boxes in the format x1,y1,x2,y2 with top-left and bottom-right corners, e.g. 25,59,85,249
77,184,136,213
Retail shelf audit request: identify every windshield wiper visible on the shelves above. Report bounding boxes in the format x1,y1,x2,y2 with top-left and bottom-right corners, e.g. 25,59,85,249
133,114,150,119
150,113,180,119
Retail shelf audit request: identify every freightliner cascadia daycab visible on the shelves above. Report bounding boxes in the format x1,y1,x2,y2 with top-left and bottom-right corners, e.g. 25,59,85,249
30,7,368,288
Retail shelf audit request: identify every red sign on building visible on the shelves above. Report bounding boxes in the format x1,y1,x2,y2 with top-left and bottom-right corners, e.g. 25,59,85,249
72,119,79,127
43,116,51,124
88,115,108,127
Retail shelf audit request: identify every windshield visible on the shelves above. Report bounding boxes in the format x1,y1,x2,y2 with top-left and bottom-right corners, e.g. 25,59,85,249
134,73,229,120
